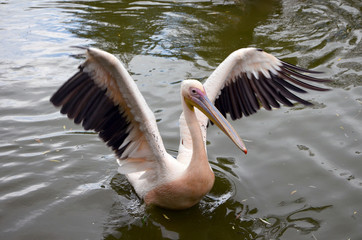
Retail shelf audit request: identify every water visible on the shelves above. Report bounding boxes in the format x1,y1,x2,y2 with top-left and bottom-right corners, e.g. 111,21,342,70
0,0,361,239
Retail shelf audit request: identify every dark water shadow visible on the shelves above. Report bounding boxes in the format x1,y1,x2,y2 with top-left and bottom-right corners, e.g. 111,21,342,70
56,0,282,64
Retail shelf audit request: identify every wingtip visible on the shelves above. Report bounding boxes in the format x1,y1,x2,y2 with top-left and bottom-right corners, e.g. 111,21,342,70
281,61,325,74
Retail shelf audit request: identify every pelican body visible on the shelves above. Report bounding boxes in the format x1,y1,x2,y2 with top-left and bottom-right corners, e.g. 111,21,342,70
50,47,329,209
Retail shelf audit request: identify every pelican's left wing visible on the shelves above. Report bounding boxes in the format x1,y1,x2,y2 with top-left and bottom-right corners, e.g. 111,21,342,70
50,48,168,176
203,48,330,122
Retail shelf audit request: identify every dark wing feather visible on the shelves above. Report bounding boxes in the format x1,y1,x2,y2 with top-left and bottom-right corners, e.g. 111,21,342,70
210,50,331,122
50,70,131,158
50,48,169,177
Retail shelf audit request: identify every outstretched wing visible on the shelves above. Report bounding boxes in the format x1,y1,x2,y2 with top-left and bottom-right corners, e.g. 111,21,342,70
203,48,330,122
50,47,168,177
177,47,330,153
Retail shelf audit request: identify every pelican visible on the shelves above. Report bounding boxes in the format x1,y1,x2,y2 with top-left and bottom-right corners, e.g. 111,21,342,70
50,47,329,209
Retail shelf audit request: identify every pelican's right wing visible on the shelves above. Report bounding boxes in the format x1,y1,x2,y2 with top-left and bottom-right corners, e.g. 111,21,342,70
50,48,168,177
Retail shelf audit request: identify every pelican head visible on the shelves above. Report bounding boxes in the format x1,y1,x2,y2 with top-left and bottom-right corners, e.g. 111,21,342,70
181,80,247,154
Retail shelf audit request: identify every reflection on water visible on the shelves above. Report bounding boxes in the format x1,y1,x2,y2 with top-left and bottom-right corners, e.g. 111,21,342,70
0,0,361,239
62,0,282,62
256,200,332,239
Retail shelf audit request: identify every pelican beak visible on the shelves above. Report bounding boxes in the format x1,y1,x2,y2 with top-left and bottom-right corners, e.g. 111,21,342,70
187,89,247,154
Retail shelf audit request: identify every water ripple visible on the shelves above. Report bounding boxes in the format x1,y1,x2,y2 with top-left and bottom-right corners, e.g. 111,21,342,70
0,183,48,201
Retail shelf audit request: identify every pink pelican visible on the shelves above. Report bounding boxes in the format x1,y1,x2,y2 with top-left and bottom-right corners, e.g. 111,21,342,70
50,47,329,209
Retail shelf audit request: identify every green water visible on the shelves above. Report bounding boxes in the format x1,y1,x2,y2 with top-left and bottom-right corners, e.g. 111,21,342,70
0,0,361,239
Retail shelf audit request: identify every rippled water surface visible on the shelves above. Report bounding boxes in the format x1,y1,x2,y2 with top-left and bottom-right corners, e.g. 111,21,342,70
0,0,361,239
